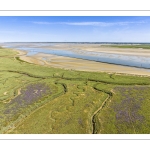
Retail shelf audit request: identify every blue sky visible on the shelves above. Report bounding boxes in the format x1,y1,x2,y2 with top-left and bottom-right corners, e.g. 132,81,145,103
0,16,150,42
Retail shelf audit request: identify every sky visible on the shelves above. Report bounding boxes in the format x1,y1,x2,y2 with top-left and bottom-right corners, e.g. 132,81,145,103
0,16,150,42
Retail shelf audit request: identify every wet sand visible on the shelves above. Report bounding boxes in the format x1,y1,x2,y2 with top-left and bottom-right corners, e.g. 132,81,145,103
37,44,150,57
18,52,150,76
1,43,150,76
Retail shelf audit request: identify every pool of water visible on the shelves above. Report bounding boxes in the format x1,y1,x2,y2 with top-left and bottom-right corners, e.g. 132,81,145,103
3,44,150,69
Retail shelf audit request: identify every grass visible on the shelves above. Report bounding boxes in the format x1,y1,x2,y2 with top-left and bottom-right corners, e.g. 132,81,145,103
1,47,150,133
95,86,150,133
102,44,150,49
10,80,108,133
0,47,18,56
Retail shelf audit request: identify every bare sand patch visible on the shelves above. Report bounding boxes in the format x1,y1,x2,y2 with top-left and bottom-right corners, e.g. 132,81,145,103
2,43,149,76
76,47,150,57
19,52,150,76
13,49,27,56
38,44,150,57
4,92,7,95
20,55,45,65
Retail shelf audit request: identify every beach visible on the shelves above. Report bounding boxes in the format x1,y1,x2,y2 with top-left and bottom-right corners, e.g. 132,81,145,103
37,43,150,57
12,44,150,76
11,43,150,76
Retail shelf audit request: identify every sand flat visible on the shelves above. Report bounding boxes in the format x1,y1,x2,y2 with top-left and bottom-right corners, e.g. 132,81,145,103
37,44,150,57
1,43,150,76
19,52,150,76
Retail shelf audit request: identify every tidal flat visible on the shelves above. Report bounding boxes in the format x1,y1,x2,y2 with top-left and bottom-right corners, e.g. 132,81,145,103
1,42,150,76
0,44,150,134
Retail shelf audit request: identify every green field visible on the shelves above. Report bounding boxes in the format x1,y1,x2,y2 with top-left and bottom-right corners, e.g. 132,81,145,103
102,44,150,49
1,47,150,134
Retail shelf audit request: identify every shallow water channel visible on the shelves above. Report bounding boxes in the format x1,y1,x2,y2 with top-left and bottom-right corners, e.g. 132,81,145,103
4,44,150,69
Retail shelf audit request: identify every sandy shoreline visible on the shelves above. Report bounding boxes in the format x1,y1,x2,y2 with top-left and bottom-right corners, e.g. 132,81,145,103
37,44,150,57
18,51,150,76
1,43,150,76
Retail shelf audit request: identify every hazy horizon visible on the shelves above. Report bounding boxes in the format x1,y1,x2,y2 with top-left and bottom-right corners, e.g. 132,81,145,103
1,42,150,44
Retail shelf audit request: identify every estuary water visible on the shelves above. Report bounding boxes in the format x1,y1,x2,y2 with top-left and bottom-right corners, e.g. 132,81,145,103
2,43,150,69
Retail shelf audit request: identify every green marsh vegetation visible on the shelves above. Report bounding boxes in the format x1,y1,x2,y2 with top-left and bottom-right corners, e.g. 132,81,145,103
0,47,150,134
102,44,150,49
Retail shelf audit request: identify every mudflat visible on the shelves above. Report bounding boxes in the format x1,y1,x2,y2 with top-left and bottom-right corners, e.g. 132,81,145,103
37,43,150,57
18,52,150,76
1,43,150,76
13,43,150,76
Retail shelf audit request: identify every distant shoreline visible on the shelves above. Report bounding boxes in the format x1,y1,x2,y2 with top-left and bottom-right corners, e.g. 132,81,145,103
1,42,150,44
1,42,150,76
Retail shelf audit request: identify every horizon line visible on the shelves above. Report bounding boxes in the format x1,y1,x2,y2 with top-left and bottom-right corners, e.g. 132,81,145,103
1,42,150,44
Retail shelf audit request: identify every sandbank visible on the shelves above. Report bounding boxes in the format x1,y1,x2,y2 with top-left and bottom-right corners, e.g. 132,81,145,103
1,43,150,76
19,52,150,76
37,44,150,57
